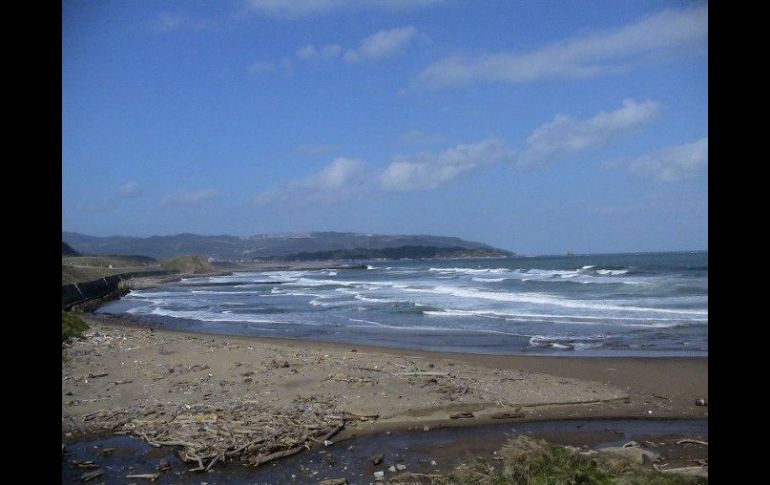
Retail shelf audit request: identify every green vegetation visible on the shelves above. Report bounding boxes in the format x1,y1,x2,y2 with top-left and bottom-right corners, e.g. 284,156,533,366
62,254,160,285
62,311,89,343
437,436,703,485
161,255,215,274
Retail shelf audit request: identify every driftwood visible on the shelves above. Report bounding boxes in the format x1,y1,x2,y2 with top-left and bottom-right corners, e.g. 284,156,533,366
676,439,708,446
250,441,309,467
80,470,103,482
490,411,525,419
449,411,474,419
125,473,161,481
73,398,349,471
395,371,449,377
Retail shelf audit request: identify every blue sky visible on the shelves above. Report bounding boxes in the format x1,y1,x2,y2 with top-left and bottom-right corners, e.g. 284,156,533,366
62,0,708,255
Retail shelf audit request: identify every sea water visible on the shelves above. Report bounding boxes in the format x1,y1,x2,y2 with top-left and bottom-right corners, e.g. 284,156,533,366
98,251,707,356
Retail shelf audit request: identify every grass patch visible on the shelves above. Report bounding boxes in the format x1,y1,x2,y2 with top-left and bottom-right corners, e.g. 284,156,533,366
62,311,89,343
160,255,214,274
437,436,704,485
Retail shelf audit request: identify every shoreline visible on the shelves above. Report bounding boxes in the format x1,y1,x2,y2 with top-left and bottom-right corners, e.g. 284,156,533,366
65,314,707,431
62,312,707,478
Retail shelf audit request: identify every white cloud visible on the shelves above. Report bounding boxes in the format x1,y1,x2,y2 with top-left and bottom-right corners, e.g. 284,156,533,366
380,138,514,192
249,60,276,74
400,129,445,145
118,182,141,198
417,5,707,87
163,189,220,206
255,157,368,205
344,26,420,62
519,99,660,168
625,137,708,181
296,43,343,60
246,0,444,18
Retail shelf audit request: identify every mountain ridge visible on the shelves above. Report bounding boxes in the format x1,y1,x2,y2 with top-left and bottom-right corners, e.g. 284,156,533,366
62,231,514,261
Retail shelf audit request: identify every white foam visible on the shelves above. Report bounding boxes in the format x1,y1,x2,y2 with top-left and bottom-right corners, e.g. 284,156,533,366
429,267,511,274
145,307,289,324
402,285,708,316
597,269,629,276
346,318,529,337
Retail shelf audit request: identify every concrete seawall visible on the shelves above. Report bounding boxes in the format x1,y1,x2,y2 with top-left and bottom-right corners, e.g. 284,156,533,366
62,270,174,310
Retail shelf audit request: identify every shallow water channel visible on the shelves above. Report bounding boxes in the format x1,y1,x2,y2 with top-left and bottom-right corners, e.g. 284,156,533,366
63,418,707,484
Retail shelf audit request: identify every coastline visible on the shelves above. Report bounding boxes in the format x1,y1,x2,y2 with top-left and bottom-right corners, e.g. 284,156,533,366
64,314,707,440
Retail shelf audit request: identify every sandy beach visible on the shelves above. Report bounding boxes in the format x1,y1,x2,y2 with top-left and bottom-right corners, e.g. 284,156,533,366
63,313,706,456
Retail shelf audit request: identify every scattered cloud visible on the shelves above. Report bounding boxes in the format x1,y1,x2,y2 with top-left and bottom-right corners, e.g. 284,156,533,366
518,99,660,168
255,157,368,205
249,61,277,74
417,5,707,87
289,27,422,66
620,137,708,181
295,144,337,156
380,138,514,192
163,189,220,206
245,0,444,18
296,43,343,60
400,129,445,145
344,26,420,62
118,182,142,198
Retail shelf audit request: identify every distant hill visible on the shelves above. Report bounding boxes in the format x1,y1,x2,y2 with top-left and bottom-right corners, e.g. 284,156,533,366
62,241,79,256
283,246,509,261
62,231,514,261
160,255,215,274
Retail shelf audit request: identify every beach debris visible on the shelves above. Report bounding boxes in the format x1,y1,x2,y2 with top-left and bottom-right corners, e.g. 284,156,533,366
72,400,347,471
596,444,660,464
396,463,407,471
96,447,117,456
126,473,161,481
449,411,474,419
87,372,109,379
158,459,171,472
389,465,397,472
370,453,384,465
490,411,525,419
318,479,348,485
695,398,707,406
676,439,708,446
390,472,443,483
80,469,103,482
395,371,448,377
373,470,385,480
659,466,708,478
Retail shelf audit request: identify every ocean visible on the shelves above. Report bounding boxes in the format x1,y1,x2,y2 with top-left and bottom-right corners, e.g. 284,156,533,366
98,251,707,356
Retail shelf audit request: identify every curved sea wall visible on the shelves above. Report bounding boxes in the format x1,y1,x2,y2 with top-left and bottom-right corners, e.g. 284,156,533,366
62,270,173,311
